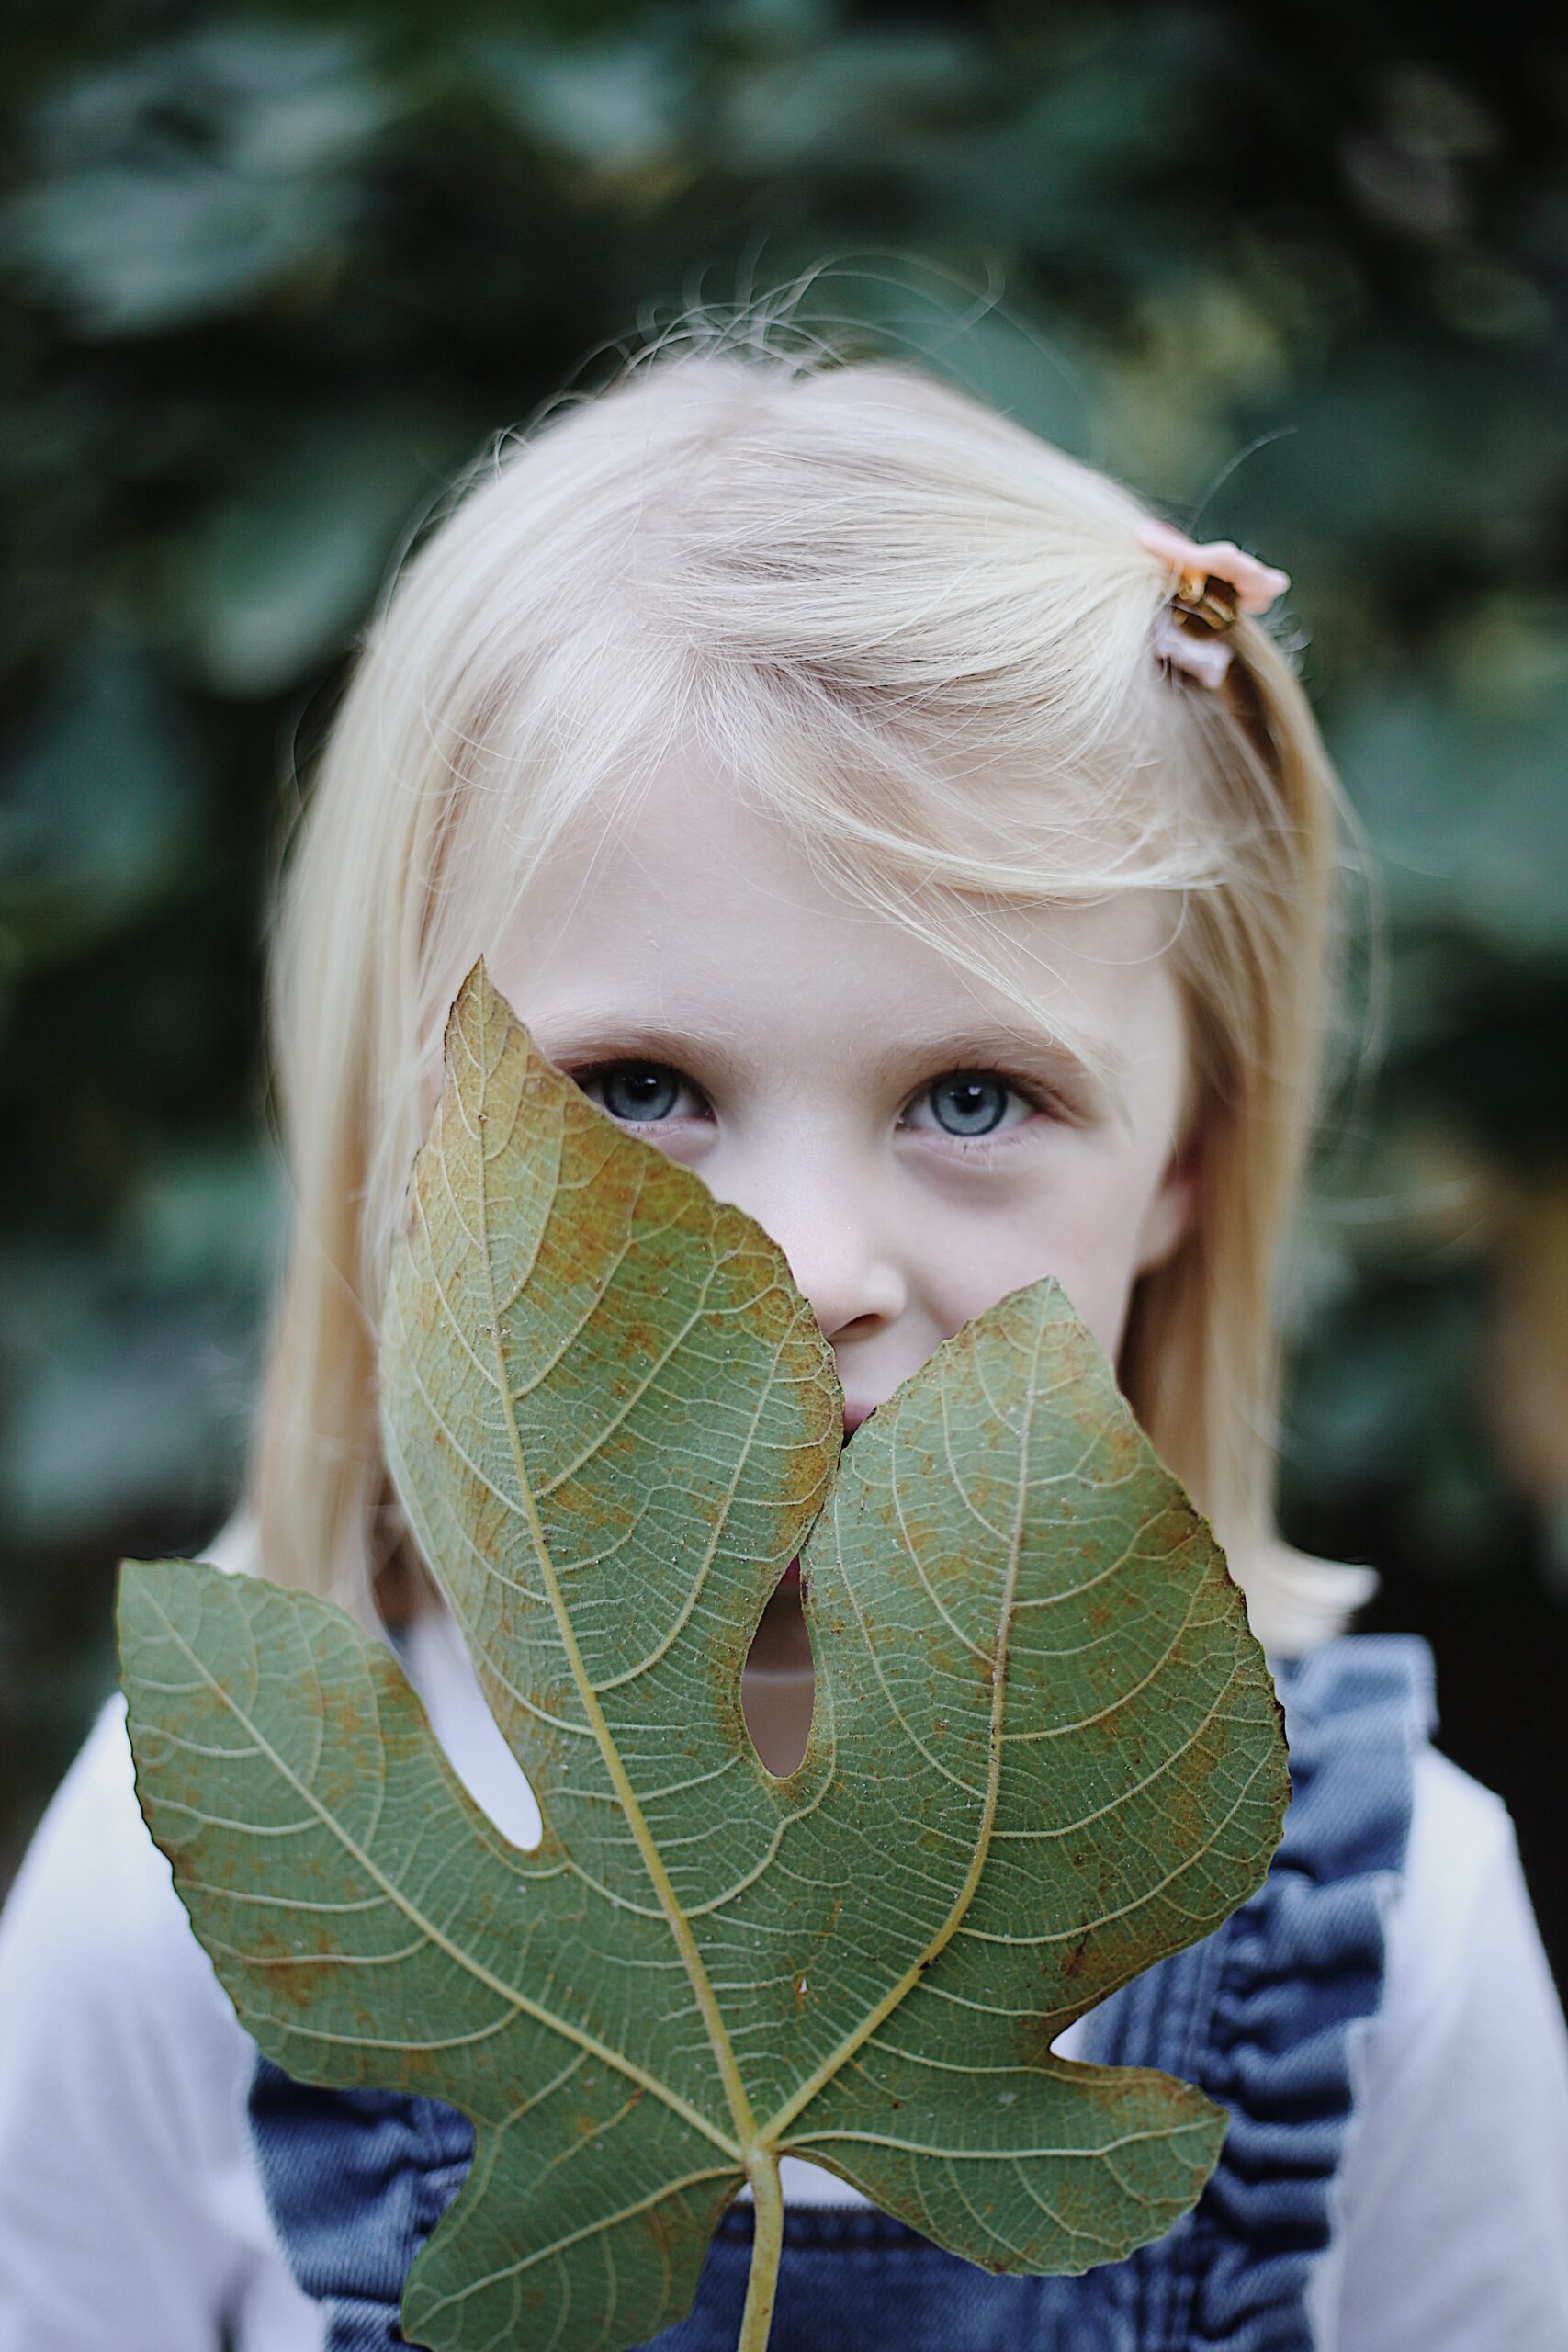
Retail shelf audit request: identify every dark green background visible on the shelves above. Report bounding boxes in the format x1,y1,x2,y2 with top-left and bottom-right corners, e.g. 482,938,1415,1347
3,1,1565,1985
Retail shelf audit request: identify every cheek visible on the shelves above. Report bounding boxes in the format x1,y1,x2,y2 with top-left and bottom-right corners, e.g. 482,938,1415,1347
919,1165,1154,1361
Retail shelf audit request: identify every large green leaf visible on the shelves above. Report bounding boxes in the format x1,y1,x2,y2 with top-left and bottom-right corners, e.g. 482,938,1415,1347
119,960,1288,2352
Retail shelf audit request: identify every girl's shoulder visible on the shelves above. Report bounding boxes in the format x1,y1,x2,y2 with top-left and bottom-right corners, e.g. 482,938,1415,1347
0,1690,195,1998
0,1512,325,2347
1269,1616,1522,2005
1290,1631,1568,2350
1247,1540,1517,1936
1401,1741,1517,1986
0,1686,324,2347
0,1515,265,2012
0,1680,272,2138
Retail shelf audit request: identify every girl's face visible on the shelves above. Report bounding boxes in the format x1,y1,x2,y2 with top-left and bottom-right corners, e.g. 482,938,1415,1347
491,754,1198,1436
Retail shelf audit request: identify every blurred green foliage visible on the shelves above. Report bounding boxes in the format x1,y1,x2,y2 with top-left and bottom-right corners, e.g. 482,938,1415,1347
2,2,1566,1956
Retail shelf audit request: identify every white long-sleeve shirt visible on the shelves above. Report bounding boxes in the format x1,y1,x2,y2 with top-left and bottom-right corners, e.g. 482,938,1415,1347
2,1591,1565,2351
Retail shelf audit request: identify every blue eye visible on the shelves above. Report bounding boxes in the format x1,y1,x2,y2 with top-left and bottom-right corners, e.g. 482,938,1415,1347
592,1064,684,1123
926,1072,1012,1138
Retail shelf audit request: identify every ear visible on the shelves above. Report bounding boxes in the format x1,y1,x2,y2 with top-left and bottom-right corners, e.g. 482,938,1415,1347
1133,1126,1202,1278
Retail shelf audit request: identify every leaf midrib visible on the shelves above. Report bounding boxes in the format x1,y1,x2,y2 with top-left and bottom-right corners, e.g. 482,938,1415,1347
471,986,764,2161
446,1012,1077,2182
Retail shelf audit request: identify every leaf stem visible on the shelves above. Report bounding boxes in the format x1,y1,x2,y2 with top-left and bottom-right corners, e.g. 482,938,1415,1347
738,2153,784,2352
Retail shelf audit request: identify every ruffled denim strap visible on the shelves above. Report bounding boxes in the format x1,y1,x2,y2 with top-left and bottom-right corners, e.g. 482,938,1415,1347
247,1631,1432,2352
249,2058,473,2350
1060,1630,1435,2349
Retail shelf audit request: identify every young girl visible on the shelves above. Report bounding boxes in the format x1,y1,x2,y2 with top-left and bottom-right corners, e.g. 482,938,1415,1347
2,320,1565,2352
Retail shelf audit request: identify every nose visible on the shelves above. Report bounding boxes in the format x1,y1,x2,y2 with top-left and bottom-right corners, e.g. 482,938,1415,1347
795,1225,908,1347
715,1147,908,1347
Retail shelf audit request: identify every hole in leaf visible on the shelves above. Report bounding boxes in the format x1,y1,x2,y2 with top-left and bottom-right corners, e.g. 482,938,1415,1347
405,1604,546,1851
741,1566,816,1778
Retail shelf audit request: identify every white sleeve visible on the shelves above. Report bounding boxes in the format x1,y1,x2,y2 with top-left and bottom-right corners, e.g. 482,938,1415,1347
1309,1746,1568,2352
0,1694,322,2352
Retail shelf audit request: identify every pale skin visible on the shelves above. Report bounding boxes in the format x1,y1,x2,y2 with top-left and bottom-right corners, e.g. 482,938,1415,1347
490,752,1325,1770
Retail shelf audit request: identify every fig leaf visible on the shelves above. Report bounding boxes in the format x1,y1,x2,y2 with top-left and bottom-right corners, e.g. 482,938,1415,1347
119,960,1287,2352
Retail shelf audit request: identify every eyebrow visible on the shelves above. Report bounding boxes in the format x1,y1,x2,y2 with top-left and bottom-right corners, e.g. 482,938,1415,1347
873,1023,1128,1091
530,1012,1127,1096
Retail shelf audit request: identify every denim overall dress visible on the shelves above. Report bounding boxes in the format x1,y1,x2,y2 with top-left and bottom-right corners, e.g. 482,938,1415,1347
249,1633,1434,2352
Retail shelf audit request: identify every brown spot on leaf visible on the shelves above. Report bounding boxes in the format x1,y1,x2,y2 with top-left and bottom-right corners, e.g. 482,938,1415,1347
1061,1932,1090,1981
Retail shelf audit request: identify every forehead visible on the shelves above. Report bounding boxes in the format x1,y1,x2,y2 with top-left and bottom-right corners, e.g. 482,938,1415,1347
501,754,1178,1054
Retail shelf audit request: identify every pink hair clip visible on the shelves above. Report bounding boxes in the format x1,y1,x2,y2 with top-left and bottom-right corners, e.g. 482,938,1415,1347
1135,517,1291,689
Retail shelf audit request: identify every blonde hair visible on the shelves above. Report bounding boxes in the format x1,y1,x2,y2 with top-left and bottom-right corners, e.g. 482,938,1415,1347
250,314,1369,1653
